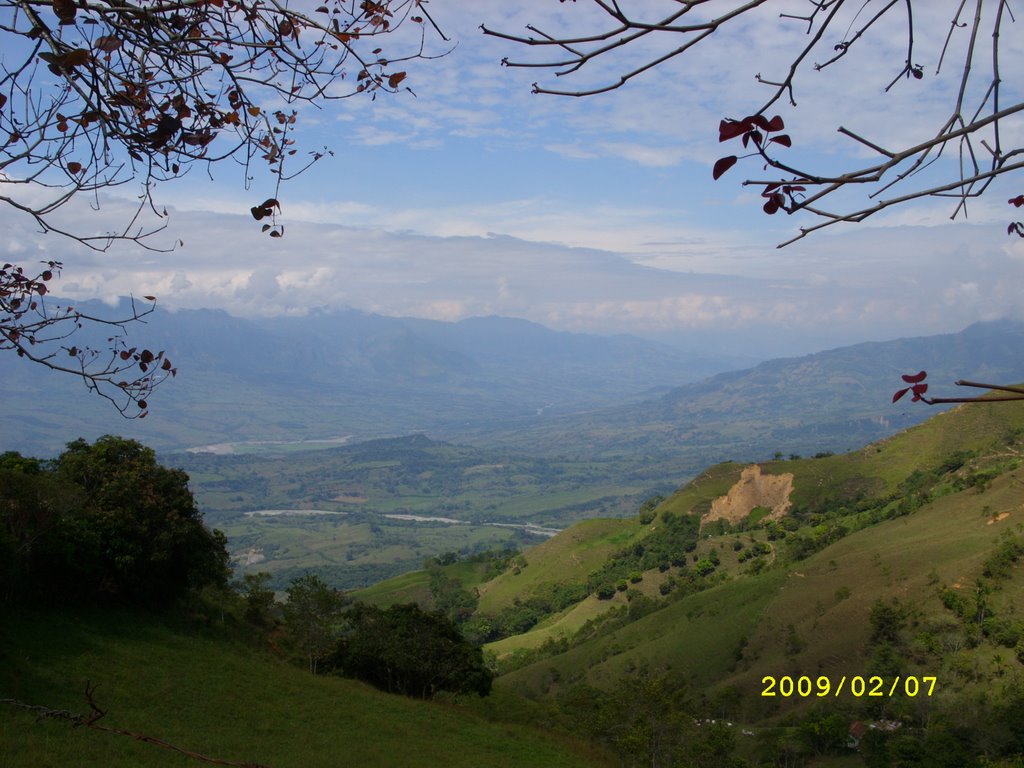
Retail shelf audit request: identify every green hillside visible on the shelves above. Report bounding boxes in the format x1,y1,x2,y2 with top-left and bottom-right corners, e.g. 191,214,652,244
357,400,1024,765
0,610,609,768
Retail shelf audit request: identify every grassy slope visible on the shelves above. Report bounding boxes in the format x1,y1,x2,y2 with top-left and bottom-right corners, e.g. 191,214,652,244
355,560,493,608
0,610,610,768
488,402,1024,718
476,518,638,615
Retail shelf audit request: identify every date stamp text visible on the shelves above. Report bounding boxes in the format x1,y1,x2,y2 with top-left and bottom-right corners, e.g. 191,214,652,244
761,675,937,698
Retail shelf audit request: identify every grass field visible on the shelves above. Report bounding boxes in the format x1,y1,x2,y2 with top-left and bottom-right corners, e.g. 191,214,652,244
0,610,612,768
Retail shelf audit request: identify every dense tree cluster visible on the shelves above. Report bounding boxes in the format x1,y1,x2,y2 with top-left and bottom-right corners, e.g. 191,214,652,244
0,436,228,606
326,602,492,699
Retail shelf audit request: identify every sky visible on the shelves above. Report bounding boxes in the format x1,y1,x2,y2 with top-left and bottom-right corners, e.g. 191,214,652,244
3,0,1024,357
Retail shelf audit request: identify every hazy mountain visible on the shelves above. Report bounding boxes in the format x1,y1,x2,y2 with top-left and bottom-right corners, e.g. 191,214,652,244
0,302,742,456
476,320,1024,471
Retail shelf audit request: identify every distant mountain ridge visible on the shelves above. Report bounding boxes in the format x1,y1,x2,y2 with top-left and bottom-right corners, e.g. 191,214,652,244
3,302,1023,473
476,320,1024,472
0,302,740,456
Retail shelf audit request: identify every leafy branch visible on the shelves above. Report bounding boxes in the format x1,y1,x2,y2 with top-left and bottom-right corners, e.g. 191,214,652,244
484,1,1023,245
893,371,1024,405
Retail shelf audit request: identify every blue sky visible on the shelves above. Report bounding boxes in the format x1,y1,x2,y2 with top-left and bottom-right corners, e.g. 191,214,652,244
3,1,1024,356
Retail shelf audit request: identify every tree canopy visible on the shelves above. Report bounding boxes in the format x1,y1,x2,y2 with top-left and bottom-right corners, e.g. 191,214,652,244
0,435,228,606
327,601,493,699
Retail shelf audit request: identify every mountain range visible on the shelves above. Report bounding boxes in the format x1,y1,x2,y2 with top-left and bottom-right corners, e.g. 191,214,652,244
3,301,1024,470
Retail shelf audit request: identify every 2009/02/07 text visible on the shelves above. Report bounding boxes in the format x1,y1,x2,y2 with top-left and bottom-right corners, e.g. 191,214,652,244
761,675,937,698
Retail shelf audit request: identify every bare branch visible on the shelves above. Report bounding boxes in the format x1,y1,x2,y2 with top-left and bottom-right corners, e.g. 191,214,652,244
485,1,1023,246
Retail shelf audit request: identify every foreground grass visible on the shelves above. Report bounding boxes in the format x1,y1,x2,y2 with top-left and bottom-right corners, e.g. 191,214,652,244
0,609,610,768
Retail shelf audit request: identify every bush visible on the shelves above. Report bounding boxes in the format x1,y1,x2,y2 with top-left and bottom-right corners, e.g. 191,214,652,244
694,559,716,577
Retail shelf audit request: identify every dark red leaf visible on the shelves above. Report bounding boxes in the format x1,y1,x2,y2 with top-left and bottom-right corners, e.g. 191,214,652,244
718,119,751,142
747,115,769,131
892,388,910,403
1009,195,1024,208
765,115,785,132
712,155,737,180
94,35,121,52
769,134,792,148
901,370,927,384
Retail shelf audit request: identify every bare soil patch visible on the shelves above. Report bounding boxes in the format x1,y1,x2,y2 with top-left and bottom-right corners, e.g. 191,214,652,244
702,464,794,526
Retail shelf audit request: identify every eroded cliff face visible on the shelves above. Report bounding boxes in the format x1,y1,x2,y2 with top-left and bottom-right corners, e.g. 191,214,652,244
703,465,793,525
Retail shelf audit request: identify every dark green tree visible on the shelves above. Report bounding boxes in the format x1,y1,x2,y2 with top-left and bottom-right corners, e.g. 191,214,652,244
428,567,478,624
235,571,276,626
328,602,492,699
1,437,227,606
283,573,345,674
54,436,229,605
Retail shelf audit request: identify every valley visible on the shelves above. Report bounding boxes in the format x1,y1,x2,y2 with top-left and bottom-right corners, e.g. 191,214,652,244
5,317,1024,767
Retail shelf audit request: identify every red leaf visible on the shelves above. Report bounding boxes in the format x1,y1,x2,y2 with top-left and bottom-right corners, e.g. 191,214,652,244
712,155,737,180
1009,195,1024,208
748,115,770,131
718,119,751,142
762,192,785,212
765,115,785,132
387,71,407,89
892,388,910,403
901,370,927,384
769,134,792,148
